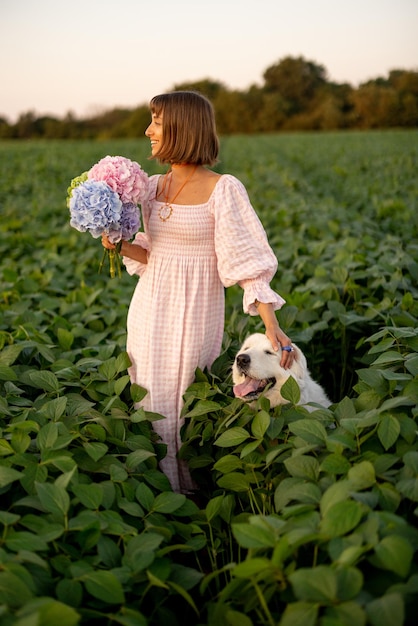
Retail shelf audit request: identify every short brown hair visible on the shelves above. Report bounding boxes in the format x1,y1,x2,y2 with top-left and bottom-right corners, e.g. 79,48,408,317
149,91,219,166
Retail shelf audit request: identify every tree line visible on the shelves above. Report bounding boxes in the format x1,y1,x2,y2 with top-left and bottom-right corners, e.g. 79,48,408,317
1,56,417,139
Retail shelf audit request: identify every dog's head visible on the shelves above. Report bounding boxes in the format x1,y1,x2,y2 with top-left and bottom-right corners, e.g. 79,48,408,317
232,333,305,406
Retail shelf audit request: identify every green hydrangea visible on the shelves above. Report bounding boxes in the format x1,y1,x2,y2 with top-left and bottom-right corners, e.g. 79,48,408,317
66,171,88,207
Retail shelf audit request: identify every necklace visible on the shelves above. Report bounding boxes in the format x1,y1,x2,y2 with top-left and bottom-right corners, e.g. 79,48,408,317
158,165,198,222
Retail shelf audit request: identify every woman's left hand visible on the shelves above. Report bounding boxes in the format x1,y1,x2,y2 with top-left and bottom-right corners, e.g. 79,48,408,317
255,301,295,369
265,326,295,369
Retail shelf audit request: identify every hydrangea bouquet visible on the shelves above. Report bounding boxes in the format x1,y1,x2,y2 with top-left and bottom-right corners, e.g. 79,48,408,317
67,155,149,277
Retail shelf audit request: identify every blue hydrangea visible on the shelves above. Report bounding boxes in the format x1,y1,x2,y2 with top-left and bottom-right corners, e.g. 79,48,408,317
69,180,123,238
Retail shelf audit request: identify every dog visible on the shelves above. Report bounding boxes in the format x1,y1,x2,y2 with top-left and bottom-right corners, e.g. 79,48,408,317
232,333,331,411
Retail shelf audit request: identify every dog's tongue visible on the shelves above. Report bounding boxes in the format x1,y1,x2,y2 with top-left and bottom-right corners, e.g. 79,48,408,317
233,377,260,398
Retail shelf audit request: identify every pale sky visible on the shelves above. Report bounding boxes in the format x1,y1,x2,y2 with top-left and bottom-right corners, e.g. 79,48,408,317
1,0,417,123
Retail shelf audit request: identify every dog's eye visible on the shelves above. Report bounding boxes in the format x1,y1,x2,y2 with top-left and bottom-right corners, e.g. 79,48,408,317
264,350,274,355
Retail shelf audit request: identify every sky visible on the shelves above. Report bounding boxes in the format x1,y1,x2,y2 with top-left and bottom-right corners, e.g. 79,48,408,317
1,0,417,123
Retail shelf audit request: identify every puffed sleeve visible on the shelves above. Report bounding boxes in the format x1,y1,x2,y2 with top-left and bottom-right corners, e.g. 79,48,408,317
122,175,158,277
211,175,286,315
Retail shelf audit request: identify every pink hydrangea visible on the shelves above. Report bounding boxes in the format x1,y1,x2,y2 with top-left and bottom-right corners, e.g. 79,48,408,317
88,155,149,205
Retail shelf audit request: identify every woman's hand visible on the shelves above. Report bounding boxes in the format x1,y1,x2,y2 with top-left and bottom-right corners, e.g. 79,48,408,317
256,301,296,369
265,325,295,369
101,234,115,250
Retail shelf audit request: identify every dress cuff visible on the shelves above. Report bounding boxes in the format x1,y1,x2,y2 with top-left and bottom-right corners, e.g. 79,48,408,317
240,278,286,315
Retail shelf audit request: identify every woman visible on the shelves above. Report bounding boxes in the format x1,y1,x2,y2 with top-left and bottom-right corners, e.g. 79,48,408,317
102,91,294,493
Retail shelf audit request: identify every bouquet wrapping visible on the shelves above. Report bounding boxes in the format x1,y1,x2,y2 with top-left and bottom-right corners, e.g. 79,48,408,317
67,156,149,277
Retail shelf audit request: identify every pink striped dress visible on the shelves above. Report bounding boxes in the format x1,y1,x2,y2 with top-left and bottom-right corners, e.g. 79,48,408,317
123,174,285,493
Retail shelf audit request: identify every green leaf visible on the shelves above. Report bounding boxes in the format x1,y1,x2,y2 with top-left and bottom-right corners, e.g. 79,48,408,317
376,482,401,512
335,545,367,568
126,532,164,554
82,570,125,604
279,601,318,626
0,438,16,456
110,464,128,482
115,374,130,396
5,530,49,552
0,511,20,525
225,610,254,626
288,565,337,602
151,492,186,514
374,535,413,578
57,327,74,350
215,427,250,447
213,454,243,474
36,481,70,517
185,400,222,417
41,396,68,421
37,422,59,451
233,557,271,578
118,499,145,518
284,455,320,481
320,500,363,537
232,523,276,548
347,461,376,490
377,414,401,450
99,358,118,381
288,419,327,445
280,375,301,405
130,383,148,403
126,448,156,469
56,578,83,609
169,563,203,592
320,481,351,516
0,344,23,366
73,483,103,510
325,601,366,626
83,441,108,462
275,477,322,510
146,570,168,589
403,450,418,473
106,608,147,626
217,472,251,492
0,365,18,381
11,429,31,453
136,482,155,511
371,351,404,366
123,533,164,573
366,592,404,626
335,567,364,601
113,351,131,373
405,353,418,376
205,495,224,522
320,453,350,475
0,465,23,487
0,571,34,607
167,580,199,615
28,370,61,392
240,439,263,458
251,410,270,439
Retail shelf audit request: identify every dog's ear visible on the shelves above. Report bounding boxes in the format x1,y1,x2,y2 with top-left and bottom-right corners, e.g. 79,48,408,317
288,345,307,377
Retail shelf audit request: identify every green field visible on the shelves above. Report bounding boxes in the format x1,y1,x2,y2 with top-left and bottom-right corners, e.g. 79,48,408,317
0,131,417,625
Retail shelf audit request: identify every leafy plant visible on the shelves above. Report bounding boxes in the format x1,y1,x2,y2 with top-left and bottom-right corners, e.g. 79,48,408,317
0,132,417,624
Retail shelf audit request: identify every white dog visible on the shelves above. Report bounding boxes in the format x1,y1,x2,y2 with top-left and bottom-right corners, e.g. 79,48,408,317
232,333,331,411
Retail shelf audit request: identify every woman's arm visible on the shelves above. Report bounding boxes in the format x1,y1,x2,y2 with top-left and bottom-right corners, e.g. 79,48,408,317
101,234,148,264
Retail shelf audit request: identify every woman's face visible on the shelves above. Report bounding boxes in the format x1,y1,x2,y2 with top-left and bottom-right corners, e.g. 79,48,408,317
145,112,163,157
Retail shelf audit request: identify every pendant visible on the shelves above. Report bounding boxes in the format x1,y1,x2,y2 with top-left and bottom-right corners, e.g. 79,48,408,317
158,203,173,221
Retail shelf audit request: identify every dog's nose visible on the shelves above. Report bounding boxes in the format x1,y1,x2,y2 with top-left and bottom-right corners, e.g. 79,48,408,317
236,353,250,368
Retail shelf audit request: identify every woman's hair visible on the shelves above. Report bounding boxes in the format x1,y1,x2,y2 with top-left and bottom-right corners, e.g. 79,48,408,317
149,91,219,166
